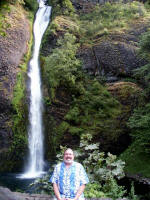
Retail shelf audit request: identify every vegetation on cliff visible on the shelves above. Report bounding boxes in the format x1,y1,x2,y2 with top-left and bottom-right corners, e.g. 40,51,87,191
42,31,122,157
0,0,33,171
120,30,150,178
40,1,150,197
42,0,150,163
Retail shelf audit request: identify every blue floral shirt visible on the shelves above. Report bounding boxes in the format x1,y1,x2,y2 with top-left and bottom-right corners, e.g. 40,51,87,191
50,161,89,200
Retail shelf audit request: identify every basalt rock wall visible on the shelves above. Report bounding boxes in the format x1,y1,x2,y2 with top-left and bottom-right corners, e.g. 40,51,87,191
78,22,148,81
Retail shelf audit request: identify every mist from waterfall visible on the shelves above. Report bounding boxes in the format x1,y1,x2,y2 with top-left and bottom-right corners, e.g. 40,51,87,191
20,0,51,179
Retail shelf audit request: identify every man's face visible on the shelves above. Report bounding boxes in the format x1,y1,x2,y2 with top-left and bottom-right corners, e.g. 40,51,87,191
63,149,74,164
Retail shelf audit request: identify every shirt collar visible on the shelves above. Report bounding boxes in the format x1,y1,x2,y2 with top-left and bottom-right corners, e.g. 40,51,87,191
63,161,75,168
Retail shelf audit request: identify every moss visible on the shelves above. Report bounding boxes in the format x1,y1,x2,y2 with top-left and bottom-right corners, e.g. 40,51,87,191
0,1,11,36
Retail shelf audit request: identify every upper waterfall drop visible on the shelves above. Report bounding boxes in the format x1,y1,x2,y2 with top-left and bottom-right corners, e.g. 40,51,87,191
20,0,51,179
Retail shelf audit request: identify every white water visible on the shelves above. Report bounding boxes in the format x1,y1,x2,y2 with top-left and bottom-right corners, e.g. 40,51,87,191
20,0,51,179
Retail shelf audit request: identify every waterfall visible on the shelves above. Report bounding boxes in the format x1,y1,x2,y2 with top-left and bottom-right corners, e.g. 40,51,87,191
21,0,51,178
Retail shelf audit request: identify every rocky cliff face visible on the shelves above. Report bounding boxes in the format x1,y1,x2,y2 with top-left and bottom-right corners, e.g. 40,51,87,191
0,4,30,170
78,21,148,81
41,0,150,157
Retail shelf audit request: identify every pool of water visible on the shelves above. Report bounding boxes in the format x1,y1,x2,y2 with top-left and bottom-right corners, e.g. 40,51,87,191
0,173,35,192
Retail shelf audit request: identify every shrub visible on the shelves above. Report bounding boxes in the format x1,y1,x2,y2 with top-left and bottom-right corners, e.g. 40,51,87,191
128,103,150,153
129,31,150,154
44,33,81,98
23,0,38,11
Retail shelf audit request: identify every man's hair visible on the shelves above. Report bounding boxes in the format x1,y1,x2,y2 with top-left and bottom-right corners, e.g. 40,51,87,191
64,148,74,155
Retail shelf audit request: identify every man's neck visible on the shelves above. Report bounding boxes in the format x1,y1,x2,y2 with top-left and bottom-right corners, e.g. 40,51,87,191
64,162,73,168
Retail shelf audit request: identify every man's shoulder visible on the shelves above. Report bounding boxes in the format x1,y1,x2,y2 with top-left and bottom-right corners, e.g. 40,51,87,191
73,161,83,168
54,162,63,169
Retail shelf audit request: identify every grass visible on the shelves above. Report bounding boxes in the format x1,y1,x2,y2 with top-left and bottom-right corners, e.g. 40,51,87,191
79,1,148,43
45,1,150,47
119,142,150,178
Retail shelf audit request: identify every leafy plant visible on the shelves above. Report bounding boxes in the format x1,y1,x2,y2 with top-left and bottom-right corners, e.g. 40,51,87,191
127,30,150,154
75,134,126,199
84,183,106,198
128,103,150,153
129,182,139,200
30,172,54,194
75,134,125,182
49,0,74,16
34,135,126,198
44,33,81,99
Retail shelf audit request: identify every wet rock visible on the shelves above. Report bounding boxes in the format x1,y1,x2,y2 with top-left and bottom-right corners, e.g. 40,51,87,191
0,186,129,200
0,186,18,200
126,173,150,186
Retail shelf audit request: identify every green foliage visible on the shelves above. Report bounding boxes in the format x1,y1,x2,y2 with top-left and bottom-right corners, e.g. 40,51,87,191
43,32,121,155
128,30,150,154
30,172,54,194
134,31,150,92
50,0,74,16
129,182,139,200
64,80,121,142
76,135,126,199
31,139,126,198
119,141,150,178
11,71,28,159
103,178,126,200
138,31,150,60
0,0,24,5
0,1,10,36
128,103,150,153
55,135,126,198
79,1,146,40
84,183,106,198
76,134,125,182
44,33,81,98
9,18,33,166
12,73,25,115
62,0,74,15
4,0,38,11
23,0,38,11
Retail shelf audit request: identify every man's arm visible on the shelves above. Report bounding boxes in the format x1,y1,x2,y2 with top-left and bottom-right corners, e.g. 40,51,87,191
73,184,85,200
53,183,62,200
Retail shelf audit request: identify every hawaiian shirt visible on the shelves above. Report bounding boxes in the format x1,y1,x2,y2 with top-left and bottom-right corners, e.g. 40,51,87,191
50,161,89,200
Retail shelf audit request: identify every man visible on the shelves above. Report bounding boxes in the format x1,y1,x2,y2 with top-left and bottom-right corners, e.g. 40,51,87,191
50,148,89,200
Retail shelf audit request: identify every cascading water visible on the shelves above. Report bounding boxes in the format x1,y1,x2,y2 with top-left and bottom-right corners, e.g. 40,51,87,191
21,0,51,178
